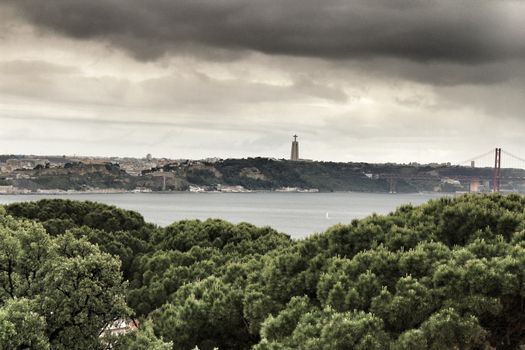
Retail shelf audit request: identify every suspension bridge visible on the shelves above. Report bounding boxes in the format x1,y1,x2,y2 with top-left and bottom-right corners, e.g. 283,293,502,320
380,148,525,193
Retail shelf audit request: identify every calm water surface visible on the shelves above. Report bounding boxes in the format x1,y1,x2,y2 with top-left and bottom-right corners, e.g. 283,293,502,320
0,192,447,239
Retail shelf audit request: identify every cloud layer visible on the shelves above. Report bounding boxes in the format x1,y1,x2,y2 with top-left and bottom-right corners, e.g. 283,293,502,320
7,0,525,63
1,1,525,163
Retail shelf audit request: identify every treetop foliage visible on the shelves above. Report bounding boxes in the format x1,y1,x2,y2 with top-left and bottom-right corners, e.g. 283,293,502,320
0,208,129,349
2,194,525,349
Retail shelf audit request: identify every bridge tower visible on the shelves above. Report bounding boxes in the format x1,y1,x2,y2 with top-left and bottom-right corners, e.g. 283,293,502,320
388,178,397,194
492,147,501,193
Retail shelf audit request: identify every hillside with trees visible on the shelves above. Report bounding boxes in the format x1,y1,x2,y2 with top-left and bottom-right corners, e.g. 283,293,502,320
4,157,525,193
2,194,525,349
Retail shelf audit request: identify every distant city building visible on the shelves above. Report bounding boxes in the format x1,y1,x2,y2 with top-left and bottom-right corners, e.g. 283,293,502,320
290,134,299,161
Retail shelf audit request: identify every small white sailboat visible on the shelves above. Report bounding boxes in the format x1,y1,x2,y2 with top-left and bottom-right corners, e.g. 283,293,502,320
325,212,330,219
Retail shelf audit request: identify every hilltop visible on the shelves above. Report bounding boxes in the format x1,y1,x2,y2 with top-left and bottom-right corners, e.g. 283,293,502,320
1,155,525,194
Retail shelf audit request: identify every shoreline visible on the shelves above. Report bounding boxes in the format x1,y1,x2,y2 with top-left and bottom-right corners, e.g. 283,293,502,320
0,189,454,196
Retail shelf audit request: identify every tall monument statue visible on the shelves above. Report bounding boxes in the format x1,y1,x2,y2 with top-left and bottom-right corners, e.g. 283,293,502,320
290,134,299,161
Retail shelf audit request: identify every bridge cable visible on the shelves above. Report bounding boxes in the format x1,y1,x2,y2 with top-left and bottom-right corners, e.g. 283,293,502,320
501,150,525,169
456,149,494,166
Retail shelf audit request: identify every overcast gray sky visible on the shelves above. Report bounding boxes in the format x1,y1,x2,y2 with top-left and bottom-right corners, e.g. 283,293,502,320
1,0,525,163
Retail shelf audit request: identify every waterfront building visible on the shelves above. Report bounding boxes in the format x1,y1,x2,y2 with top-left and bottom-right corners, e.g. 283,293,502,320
290,135,299,161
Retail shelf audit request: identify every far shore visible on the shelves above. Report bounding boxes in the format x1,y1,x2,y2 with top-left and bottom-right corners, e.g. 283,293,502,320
0,189,458,196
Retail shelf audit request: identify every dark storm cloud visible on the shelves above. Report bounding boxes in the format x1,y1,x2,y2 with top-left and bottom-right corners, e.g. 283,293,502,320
6,0,525,63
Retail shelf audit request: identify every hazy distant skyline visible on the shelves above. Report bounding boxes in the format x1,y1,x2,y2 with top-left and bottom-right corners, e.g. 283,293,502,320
1,1,525,163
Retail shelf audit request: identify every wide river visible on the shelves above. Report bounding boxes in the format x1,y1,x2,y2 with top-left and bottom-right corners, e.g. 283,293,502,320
0,192,448,239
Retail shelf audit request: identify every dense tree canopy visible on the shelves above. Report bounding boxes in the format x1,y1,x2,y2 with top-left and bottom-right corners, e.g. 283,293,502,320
2,194,525,349
0,206,129,349
5,199,153,282
6,199,148,233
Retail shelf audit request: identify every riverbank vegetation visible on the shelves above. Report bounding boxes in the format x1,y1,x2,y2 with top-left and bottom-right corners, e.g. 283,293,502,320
6,157,525,193
1,194,525,349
